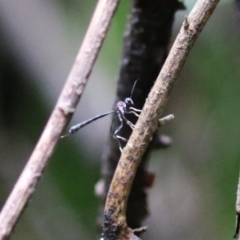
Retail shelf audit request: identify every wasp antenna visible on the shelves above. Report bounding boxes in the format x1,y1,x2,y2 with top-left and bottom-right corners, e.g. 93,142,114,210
130,79,139,99
61,133,71,139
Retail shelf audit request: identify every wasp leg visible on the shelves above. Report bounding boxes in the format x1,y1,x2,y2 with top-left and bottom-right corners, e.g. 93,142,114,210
112,113,128,152
158,114,174,127
122,115,135,130
128,107,141,118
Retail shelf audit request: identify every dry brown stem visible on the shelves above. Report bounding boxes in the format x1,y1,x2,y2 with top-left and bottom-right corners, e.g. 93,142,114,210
100,0,184,232
103,0,220,239
0,0,120,239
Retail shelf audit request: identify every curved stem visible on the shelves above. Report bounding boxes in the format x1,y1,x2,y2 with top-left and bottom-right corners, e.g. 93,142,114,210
103,0,220,239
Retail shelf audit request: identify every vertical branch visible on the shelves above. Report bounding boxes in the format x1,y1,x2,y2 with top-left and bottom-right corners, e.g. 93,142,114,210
99,0,184,233
102,0,220,239
0,0,120,239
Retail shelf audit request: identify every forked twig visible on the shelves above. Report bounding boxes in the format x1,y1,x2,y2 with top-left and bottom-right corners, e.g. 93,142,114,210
0,0,120,239
102,0,220,239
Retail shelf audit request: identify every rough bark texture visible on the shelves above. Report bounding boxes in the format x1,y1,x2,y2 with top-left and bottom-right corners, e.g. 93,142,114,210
99,0,184,236
101,0,219,239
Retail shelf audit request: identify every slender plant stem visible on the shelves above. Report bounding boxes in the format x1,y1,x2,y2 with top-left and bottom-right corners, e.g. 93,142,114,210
0,0,120,239
103,0,220,239
234,171,240,239
100,0,184,232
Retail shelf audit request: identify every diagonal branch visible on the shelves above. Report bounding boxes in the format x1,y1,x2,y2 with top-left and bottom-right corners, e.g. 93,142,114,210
0,0,120,239
99,0,184,232
102,0,220,239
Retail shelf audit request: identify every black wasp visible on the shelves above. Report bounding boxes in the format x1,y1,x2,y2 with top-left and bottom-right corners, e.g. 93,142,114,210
61,80,141,152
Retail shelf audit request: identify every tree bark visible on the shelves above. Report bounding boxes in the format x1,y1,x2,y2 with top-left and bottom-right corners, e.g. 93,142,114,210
99,0,184,235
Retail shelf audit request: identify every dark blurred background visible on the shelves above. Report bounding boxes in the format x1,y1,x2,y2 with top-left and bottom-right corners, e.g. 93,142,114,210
0,0,239,239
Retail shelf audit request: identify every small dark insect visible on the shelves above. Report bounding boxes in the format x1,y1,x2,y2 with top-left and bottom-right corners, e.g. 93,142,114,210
61,80,141,152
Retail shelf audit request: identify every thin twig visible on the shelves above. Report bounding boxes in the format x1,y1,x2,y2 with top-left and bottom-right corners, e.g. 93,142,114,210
102,0,220,239
0,0,120,239
234,171,240,239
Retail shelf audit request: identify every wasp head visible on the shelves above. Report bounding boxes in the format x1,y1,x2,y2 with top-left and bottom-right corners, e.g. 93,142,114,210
124,97,134,106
